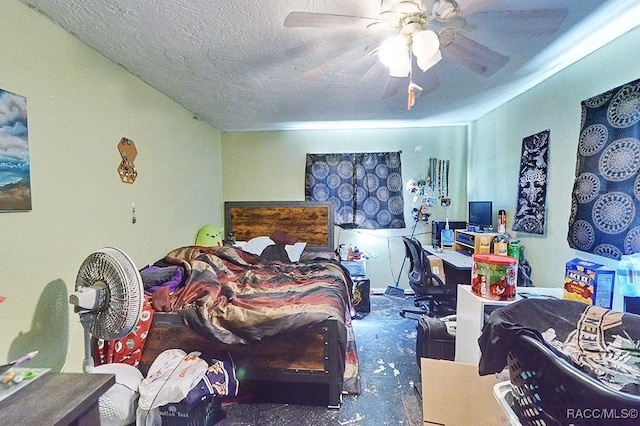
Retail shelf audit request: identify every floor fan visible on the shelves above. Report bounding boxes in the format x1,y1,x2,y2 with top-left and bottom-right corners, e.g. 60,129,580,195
385,209,420,298
69,247,144,372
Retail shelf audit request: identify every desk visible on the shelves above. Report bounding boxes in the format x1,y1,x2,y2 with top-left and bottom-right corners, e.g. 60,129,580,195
424,246,473,286
455,285,564,365
0,372,114,425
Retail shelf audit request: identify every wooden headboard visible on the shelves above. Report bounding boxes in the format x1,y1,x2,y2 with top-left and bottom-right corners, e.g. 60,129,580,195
224,201,335,251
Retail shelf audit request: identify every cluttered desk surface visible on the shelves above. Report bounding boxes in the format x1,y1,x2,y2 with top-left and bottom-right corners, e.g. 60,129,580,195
0,371,114,425
425,245,474,270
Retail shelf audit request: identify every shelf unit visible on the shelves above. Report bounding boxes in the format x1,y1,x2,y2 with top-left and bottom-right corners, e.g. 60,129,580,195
453,230,499,255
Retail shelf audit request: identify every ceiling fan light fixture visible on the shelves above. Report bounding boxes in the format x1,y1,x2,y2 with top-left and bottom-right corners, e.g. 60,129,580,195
401,21,424,36
379,35,410,68
416,48,442,72
389,58,412,77
412,29,439,55
412,29,441,71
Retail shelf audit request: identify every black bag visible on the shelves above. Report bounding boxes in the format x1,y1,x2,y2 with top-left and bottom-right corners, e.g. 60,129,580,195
416,315,455,367
517,246,533,287
352,277,370,318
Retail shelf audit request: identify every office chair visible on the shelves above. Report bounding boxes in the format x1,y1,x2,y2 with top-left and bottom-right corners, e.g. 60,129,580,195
400,237,457,318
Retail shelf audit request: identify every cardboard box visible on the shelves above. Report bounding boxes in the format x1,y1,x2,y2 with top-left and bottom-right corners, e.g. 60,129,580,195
427,255,446,284
564,258,615,309
476,234,493,254
493,241,508,256
421,358,506,425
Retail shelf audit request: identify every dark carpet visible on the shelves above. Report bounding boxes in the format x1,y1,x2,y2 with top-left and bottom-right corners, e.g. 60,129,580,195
214,295,424,425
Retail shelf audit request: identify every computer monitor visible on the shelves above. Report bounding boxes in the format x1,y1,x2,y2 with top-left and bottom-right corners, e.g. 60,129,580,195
468,201,493,230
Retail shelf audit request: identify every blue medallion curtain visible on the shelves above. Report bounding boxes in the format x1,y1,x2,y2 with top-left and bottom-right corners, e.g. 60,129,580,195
305,152,406,229
567,77,640,259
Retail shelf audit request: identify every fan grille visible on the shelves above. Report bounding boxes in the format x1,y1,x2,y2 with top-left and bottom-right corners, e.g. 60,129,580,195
75,247,143,340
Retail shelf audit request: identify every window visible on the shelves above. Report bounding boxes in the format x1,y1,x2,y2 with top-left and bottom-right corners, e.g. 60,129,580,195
305,152,406,229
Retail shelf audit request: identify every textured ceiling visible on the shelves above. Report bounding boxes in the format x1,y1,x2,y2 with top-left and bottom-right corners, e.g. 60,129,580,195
19,0,640,132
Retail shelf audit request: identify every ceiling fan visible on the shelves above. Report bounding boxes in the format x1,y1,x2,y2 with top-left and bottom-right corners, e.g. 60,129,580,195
284,0,567,109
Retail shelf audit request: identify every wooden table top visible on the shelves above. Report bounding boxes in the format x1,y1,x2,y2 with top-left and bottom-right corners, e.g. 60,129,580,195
0,371,114,425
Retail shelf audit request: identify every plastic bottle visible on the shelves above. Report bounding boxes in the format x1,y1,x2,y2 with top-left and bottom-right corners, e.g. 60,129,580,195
498,210,506,234
617,254,640,297
339,244,348,260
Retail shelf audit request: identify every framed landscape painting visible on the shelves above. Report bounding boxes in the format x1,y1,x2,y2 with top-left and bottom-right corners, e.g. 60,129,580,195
0,88,31,211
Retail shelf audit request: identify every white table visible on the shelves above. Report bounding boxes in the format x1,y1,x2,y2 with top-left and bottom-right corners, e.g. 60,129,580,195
424,246,473,286
455,284,563,365
424,245,474,270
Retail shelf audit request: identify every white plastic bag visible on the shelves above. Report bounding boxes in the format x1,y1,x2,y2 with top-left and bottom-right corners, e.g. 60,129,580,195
138,349,208,411
135,406,161,426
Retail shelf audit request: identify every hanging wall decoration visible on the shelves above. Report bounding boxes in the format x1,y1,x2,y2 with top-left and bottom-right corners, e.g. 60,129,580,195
0,88,31,211
567,77,640,259
117,137,138,184
512,129,550,235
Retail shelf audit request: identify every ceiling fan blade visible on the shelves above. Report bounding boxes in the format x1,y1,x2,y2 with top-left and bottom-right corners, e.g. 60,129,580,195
284,11,378,29
285,44,318,60
469,9,568,36
455,0,505,16
381,76,405,99
441,33,509,77
301,41,378,81
360,60,386,84
286,37,358,61
414,73,441,95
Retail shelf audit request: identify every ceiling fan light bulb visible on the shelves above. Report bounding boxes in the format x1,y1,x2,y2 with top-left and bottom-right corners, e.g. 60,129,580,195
412,29,439,58
389,59,411,77
379,35,409,68
416,48,442,72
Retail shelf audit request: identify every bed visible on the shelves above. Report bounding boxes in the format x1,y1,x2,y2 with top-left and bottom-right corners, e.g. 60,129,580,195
100,201,359,409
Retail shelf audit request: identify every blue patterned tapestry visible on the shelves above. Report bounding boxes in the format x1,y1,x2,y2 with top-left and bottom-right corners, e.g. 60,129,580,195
512,129,550,234
567,77,640,259
305,152,405,229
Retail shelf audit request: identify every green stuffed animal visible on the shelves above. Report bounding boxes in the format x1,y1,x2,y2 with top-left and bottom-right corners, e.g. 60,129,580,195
195,224,224,247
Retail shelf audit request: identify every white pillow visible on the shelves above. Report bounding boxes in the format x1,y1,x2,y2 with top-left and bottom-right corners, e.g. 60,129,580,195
285,242,307,262
242,236,275,255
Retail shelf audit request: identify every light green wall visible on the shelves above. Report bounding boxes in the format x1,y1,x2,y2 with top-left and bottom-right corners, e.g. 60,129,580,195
0,2,223,369
468,24,640,310
222,127,468,290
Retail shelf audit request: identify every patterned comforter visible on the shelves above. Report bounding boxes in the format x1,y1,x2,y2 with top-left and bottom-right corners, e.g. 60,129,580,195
145,245,360,394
